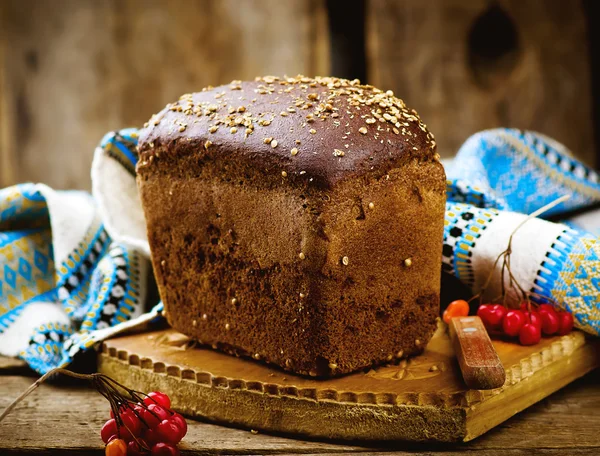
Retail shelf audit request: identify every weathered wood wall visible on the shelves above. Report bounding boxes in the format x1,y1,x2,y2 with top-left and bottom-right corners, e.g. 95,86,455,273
0,0,596,190
0,0,329,189
367,0,596,163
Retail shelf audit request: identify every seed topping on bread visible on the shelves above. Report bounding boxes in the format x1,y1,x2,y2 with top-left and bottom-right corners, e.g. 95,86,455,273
138,75,438,190
142,75,435,159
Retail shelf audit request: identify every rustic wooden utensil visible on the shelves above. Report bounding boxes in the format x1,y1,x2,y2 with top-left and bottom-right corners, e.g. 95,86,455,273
448,316,506,390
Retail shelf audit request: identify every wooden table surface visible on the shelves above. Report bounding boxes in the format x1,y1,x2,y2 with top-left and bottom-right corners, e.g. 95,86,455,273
1,355,599,455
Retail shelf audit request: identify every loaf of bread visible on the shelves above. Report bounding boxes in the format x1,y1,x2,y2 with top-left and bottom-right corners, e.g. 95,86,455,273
137,76,446,377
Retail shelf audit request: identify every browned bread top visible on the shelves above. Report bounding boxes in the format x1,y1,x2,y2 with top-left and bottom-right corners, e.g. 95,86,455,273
137,75,437,188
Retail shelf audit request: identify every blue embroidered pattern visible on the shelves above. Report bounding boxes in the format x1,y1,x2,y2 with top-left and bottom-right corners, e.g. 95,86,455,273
443,203,499,287
0,130,147,373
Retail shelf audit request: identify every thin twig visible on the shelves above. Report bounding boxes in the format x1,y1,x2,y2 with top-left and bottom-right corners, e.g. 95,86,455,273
0,366,165,442
0,368,92,422
469,194,570,309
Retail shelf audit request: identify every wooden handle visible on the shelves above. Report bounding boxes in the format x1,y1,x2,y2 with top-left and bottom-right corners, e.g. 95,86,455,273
449,316,506,390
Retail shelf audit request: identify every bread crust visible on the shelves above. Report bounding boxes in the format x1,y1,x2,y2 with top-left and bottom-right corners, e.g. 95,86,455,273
137,75,445,377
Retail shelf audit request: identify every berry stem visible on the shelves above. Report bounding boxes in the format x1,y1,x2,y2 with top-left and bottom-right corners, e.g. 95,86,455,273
0,368,66,422
0,367,167,433
468,195,569,309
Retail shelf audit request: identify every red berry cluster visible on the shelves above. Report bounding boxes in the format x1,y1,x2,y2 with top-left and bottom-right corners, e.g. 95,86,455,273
102,391,186,456
477,303,574,345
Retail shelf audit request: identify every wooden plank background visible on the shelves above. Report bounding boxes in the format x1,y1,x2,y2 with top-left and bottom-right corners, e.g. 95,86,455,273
0,0,329,190
0,0,596,190
367,0,595,162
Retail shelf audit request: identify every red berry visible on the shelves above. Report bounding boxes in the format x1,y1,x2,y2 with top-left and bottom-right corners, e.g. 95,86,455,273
519,323,542,345
476,303,491,316
106,435,119,444
538,304,556,314
490,304,507,324
105,438,127,456
539,309,559,335
557,311,574,335
171,413,187,439
144,392,171,409
477,304,506,330
118,411,142,442
524,311,542,329
144,428,161,446
142,404,170,429
502,310,526,337
117,427,133,443
476,304,493,327
101,418,118,444
156,419,183,444
124,410,142,433
152,443,180,456
127,439,148,456
131,405,145,422
110,403,132,419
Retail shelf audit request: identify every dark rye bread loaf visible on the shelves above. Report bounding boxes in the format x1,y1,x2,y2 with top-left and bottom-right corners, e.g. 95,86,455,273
137,76,446,377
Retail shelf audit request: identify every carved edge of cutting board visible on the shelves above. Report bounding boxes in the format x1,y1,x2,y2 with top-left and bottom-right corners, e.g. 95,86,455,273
464,333,599,440
98,331,599,442
100,332,585,406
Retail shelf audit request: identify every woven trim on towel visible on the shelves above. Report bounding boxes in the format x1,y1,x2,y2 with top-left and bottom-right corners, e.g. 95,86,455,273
443,202,499,287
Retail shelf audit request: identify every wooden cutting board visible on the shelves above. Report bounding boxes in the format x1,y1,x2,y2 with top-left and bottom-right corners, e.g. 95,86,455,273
98,324,599,442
